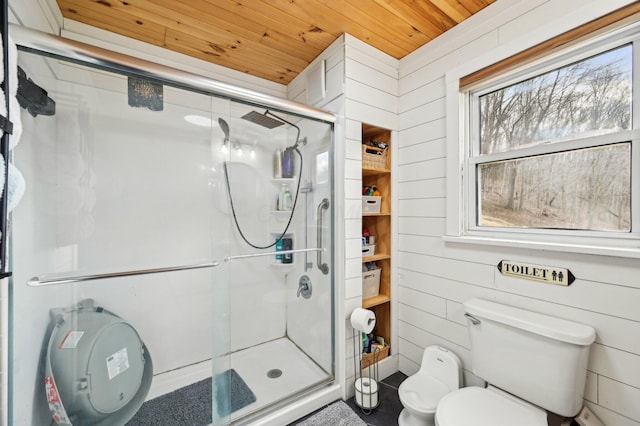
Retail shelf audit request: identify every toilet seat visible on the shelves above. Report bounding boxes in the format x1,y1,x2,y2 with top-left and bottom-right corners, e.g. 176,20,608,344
399,373,450,415
435,386,547,426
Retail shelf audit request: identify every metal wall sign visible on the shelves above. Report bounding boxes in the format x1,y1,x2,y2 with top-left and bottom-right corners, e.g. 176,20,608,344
497,260,575,286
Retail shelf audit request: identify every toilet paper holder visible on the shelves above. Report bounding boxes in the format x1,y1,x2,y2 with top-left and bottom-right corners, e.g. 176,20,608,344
351,308,380,414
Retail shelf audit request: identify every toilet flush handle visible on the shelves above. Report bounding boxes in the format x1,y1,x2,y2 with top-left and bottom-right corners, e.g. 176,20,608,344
464,313,481,325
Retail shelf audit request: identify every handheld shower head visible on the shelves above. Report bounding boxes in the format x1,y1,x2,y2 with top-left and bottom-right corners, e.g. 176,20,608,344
218,118,230,143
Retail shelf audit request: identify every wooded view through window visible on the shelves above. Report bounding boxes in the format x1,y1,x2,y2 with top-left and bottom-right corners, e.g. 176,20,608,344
475,45,632,232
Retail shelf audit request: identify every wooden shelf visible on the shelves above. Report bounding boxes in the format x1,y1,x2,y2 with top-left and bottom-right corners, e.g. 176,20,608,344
361,123,392,358
362,253,390,263
362,167,390,176
362,294,391,309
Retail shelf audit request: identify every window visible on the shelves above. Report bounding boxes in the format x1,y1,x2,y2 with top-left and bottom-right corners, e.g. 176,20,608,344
452,22,640,256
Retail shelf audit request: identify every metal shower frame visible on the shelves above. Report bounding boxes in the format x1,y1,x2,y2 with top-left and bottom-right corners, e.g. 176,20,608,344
9,24,338,287
5,22,339,424
9,25,335,124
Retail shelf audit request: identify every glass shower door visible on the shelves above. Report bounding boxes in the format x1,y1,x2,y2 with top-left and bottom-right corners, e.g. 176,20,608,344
9,36,334,426
10,49,230,425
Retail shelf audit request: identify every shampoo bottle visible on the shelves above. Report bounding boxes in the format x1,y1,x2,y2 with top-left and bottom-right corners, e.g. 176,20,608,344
282,147,294,178
274,149,283,178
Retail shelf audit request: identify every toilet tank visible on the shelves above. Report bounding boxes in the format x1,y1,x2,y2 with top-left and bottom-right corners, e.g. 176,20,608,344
464,298,596,417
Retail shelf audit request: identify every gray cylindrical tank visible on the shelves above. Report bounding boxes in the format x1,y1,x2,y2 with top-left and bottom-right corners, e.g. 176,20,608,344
463,298,595,417
45,299,153,425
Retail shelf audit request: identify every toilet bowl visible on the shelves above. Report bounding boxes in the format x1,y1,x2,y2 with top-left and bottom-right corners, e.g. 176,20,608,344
398,346,462,426
435,385,547,426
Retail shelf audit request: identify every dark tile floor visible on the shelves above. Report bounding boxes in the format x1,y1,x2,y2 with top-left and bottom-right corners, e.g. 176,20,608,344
346,372,407,426
289,372,407,426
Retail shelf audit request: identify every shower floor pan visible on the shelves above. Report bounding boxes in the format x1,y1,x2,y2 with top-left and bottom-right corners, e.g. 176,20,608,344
217,337,330,423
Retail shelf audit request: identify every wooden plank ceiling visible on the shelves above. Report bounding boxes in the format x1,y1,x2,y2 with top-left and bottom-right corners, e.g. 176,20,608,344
56,0,496,84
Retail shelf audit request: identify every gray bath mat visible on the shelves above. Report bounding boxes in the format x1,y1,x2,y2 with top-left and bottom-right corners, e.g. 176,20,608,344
126,377,212,426
296,401,367,426
127,369,255,425
215,368,257,417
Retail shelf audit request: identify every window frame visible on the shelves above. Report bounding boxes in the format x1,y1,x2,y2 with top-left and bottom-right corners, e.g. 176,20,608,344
444,20,640,258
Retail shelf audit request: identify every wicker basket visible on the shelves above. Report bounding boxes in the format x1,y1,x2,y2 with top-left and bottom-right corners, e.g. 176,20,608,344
361,344,390,369
362,144,387,169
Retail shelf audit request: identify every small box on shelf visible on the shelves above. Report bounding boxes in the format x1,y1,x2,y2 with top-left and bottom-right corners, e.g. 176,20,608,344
362,267,381,298
362,196,381,213
362,244,376,257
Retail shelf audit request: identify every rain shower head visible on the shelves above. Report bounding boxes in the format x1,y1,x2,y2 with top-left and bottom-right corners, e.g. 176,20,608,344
242,110,307,149
241,110,285,129
218,117,230,143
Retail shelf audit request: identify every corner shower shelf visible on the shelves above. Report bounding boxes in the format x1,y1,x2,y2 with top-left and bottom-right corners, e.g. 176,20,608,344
270,263,295,270
272,177,296,185
271,210,295,216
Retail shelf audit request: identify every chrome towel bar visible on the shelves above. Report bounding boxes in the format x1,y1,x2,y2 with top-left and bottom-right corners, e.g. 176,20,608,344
28,260,220,287
224,247,323,262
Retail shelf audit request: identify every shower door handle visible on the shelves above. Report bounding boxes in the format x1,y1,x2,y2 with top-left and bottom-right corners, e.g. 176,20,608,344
317,198,330,275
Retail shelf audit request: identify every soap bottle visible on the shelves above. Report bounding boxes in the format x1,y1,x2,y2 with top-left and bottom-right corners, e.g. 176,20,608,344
282,237,293,264
275,239,283,263
363,332,371,354
280,184,292,211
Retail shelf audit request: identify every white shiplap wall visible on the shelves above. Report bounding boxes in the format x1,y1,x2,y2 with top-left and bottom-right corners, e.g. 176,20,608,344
343,34,400,395
398,1,640,425
288,32,401,399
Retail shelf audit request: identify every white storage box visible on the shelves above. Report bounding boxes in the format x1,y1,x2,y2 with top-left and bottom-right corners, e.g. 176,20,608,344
362,196,381,213
362,244,376,257
362,268,381,298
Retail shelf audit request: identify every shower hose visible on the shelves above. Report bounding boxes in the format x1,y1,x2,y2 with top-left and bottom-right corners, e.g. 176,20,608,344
223,146,303,249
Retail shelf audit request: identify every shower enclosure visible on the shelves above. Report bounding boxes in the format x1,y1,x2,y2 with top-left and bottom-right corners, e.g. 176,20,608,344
8,27,336,425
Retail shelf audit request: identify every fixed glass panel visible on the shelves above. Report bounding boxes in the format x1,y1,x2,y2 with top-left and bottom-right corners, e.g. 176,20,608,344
211,108,334,424
479,44,632,155
478,143,631,231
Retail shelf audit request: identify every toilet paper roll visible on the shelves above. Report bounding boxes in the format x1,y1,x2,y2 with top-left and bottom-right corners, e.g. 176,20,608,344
350,308,376,333
355,377,379,409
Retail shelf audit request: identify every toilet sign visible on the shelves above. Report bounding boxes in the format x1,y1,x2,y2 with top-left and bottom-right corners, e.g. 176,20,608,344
497,260,575,286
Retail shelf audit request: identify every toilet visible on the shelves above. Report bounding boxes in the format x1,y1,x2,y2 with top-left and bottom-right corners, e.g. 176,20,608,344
397,345,462,426
435,298,596,426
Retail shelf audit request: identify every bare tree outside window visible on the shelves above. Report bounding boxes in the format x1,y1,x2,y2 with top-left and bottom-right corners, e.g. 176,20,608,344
477,45,632,231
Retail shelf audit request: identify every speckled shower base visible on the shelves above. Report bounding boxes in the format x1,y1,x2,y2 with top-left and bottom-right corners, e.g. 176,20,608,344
128,338,329,425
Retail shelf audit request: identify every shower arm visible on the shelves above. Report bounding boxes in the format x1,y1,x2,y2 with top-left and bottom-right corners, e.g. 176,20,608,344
265,110,304,149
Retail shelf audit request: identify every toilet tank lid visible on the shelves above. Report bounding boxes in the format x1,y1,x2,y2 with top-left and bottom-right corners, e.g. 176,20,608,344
464,299,596,346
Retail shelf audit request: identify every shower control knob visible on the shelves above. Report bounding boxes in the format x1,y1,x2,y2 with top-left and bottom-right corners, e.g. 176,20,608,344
297,275,312,299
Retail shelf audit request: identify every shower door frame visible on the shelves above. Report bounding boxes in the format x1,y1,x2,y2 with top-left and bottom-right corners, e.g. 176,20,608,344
7,23,338,425
9,25,335,124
